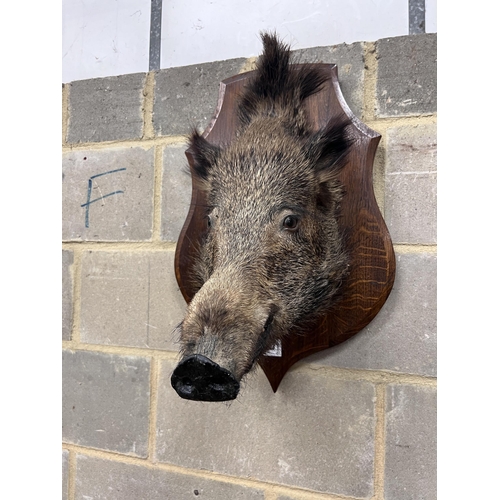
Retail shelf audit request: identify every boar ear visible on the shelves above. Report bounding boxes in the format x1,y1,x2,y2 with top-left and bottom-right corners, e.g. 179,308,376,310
188,130,221,181
305,118,352,182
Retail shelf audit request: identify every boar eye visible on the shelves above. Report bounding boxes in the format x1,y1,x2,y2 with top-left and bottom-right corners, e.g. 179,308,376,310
207,215,212,228
282,215,299,231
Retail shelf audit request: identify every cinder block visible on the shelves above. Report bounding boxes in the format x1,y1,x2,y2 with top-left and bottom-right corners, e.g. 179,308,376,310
385,124,437,244
376,34,436,117
307,252,436,377
80,250,186,351
62,350,150,457
385,384,437,500
294,42,365,118
75,455,265,500
62,250,74,340
153,58,246,135
156,359,376,498
161,144,192,242
62,83,68,144
62,450,69,500
62,147,155,241
67,73,146,143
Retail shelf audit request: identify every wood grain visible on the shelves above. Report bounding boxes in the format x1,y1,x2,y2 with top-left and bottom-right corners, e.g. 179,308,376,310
175,65,396,392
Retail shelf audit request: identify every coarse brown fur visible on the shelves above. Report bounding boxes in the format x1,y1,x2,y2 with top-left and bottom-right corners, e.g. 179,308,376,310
176,32,352,389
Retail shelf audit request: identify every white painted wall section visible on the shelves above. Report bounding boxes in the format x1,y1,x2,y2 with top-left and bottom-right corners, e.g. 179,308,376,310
425,0,437,32
161,0,408,68
63,0,435,82
62,0,151,83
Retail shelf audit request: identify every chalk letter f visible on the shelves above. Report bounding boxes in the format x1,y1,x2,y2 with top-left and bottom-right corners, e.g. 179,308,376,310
80,168,126,228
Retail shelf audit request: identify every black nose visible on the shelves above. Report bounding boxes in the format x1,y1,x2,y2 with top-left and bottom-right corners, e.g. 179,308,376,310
171,354,240,401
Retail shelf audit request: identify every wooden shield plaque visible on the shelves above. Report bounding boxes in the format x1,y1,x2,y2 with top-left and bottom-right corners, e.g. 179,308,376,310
174,64,396,392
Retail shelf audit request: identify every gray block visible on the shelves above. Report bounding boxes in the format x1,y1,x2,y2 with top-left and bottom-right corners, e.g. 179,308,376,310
62,250,74,340
376,34,437,117
153,58,246,135
75,455,265,500
294,42,365,118
62,350,150,457
80,250,186,351
62,450,69,500
67,73,146,143
307,252,436,377
385,124,437,244
156,359,376,498
62,147,155,241
409,0,426,34
161,144,192,242
385,385,437,500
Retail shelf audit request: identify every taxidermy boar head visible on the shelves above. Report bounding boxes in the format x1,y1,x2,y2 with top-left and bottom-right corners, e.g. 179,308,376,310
171,32,352,401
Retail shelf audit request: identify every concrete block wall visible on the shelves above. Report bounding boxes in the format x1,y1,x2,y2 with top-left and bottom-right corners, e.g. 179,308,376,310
62,33,437,500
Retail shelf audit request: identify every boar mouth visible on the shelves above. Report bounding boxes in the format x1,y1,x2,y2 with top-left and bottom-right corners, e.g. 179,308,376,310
171,310,276,402
249,310,276,367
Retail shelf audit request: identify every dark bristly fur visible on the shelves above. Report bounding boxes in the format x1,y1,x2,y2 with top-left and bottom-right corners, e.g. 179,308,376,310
174,32,352,400
237,32,330,131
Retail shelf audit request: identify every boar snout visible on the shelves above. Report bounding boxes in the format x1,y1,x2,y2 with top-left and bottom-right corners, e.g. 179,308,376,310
171,354,240,401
